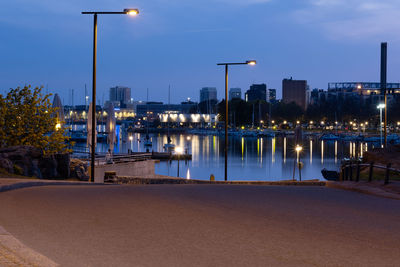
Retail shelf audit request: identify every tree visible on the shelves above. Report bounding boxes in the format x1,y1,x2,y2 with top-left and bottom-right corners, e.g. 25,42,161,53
0,86,72,155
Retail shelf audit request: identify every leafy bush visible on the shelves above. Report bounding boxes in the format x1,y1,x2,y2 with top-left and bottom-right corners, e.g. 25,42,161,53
0,86,72,155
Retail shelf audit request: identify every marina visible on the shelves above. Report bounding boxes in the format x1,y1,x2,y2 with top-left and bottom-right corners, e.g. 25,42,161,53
69,127,399,181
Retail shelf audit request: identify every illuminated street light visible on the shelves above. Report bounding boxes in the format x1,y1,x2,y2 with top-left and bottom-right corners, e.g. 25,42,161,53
377,103,385,148
217,60,257,181
124,8,139,15
175,146,184,177
293,145,303,181
82,9,139,182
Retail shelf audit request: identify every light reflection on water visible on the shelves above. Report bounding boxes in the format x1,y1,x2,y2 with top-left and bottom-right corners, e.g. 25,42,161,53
74,132,373,181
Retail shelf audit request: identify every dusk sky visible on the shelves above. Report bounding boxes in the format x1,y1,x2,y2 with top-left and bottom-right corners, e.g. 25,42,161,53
1,0,400,105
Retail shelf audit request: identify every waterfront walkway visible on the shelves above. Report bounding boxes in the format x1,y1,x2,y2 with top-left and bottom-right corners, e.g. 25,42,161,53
0,183,400,266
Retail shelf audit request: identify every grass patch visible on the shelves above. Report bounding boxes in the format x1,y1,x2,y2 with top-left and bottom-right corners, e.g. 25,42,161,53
343,166,400,182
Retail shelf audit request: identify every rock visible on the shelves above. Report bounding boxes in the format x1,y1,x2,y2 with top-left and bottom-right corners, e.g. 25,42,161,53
0,146,43,177
0,145,72,179
39,156,58,179
104,171,117,183
0,157,13,173
70,159,89,181
55,153,70,178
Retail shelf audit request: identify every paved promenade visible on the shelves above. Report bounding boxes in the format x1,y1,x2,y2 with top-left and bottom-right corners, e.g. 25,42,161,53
0,184,399,266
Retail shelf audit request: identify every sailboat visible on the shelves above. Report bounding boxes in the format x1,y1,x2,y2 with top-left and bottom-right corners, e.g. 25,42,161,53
106,103,116,152
163,85,175,152
144,88,152,148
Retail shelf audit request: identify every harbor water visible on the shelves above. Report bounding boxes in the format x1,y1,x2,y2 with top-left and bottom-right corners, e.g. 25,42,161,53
72,130,377,181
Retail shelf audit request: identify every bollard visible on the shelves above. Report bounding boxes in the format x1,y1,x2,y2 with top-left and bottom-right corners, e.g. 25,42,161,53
356,161,360,182
104,171,117,183
349,162,353,181
339,167,343,182
384,163,392,185
210,174,215,181
368,162,374,182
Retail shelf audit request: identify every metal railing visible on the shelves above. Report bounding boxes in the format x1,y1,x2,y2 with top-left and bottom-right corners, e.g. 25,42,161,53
340,161,400,185
77,153,152,165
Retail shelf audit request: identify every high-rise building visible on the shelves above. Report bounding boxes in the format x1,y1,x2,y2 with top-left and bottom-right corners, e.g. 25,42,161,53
229,88,241,100
282,78,308,109
200,87,217,103
109,86,131,108
245,84,267,102
268,89,276,103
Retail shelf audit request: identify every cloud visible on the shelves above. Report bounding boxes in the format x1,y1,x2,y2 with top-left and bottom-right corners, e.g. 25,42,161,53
294,0,400,41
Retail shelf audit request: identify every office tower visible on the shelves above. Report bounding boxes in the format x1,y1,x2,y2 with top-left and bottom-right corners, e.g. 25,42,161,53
245,84,267,102
282,78,308,109
200,87,218,103
229,88,241,100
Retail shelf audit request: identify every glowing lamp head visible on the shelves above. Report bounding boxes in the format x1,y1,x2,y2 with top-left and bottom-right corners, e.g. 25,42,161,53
377,103,386,109
55,123,61,130
124,8,139,16
129,136,133,141
175,146,184,155
246,60,256,65
295,145,303,152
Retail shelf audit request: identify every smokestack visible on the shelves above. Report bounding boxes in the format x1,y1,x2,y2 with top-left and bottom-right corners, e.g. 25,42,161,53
381,42,388,148
381,42,387,95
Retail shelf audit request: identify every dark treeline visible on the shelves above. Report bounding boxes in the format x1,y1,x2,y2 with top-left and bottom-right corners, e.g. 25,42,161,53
214,95,400,126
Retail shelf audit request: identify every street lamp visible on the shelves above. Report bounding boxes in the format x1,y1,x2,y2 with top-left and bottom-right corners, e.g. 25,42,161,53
217,60,256,181
377,103,385,148
82,9,139,182
175,146,184,177
293,145,303,181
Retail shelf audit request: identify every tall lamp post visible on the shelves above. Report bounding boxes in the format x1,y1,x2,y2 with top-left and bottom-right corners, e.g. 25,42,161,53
82,9,139,182
377,103,385,148
217,60,256,181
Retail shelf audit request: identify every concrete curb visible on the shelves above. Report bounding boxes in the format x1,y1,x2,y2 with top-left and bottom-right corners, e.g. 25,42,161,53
0,226,58,266
326,181,400,200
0,180,106,193
115,176,327,186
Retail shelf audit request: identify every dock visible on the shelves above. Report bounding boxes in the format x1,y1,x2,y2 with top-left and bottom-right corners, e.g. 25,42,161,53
110,152,192,161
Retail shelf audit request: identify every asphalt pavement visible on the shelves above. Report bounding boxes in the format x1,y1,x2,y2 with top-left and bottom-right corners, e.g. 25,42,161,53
0,184,399,267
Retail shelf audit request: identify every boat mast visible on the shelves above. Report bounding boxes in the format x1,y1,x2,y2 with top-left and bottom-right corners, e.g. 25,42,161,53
167,85,171,143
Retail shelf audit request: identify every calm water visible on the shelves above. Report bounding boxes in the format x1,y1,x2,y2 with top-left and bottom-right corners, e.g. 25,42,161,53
74,131,374,181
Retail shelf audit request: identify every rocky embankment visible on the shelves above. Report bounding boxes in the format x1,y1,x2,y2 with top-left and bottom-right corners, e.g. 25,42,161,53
0,146,88,180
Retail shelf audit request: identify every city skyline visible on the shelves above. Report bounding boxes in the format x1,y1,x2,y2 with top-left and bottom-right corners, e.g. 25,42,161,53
1,0,400,104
